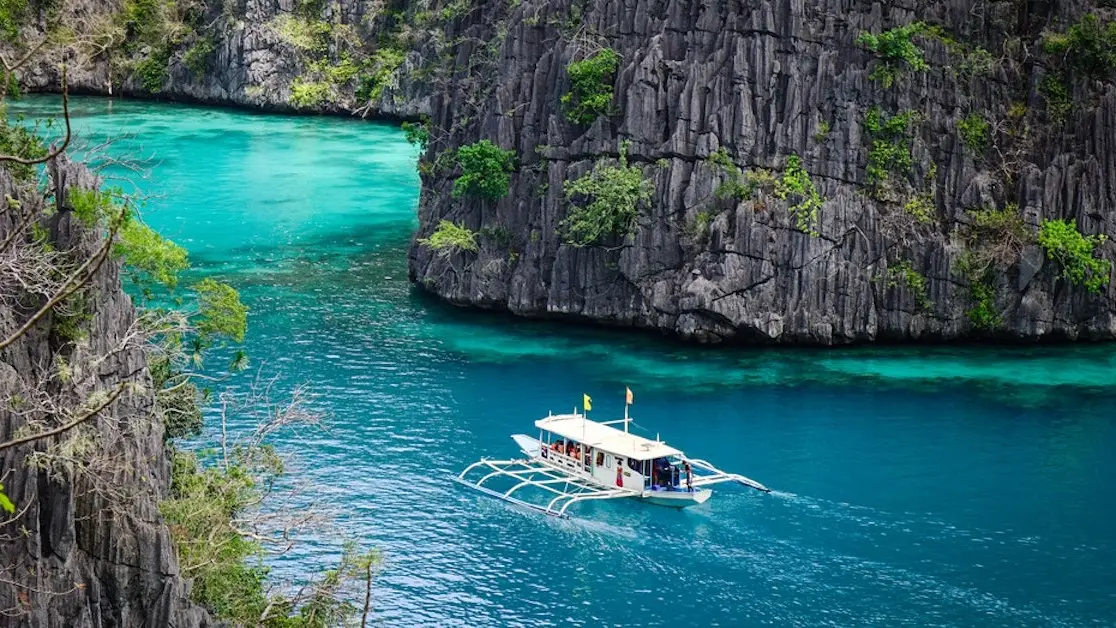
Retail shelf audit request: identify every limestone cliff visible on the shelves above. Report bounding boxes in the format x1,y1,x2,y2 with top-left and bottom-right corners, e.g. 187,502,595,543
19,0,438,119
13,0,1116,347
0,160,212,627
407,0,1116,344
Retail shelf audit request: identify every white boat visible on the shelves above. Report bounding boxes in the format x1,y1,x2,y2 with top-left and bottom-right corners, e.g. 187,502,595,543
456,409,769,518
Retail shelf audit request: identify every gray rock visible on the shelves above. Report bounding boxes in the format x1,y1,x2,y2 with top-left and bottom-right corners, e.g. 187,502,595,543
0,160,213,627
408,0,1116,345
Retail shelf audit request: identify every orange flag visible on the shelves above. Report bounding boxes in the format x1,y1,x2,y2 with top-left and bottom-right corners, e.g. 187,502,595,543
625,387,633,405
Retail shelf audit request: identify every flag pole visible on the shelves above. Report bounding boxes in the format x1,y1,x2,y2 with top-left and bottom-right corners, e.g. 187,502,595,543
624,387,632,433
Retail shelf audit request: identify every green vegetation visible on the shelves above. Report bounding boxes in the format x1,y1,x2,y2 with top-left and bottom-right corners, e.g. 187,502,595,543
163,425,377,626
562,48,620,125
856,22,930,87
864,106,918,196
290,78,333,108
418,220,479,256
774,154,823,235
0,482,13,514
956,249,1002,330
688,211,714,242
0,111,46,182
273,13,332,53
54,292,93,343
356,47,405,102
958,47,995,78
967,273,1001,330
194,278,248,342
117,0,204,91
957,205,1031,329
562,143,653,246
904,192,935,224
1038,14,1116,123
815,120,831,142
0,0,30,42
1042,13,1116,80
708,147,752,201
885,259,931,310
183,36,216,78
1037,219,1111,294
401,120,429,151
957,112,988,153
117,218,190,290
452,140,516,200
1039,74,1071,124
707,148,779,203
707,148,822,233
136,51,170,92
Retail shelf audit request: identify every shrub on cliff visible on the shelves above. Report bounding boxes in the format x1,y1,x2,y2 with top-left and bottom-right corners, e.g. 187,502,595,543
773,155,823,236
856,22,930,87
1038,219,1110,294
452,140,515,200
957,112,989,154
419,220,479,257
864,106,918,198
562,48,620,125
1043,13,1116,80
562,142,652,246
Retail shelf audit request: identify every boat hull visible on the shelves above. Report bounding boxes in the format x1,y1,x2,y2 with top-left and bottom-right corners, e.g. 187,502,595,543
640,489,712,508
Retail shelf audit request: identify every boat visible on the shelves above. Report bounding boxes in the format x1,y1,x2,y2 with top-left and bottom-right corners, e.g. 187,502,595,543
456,398,770,518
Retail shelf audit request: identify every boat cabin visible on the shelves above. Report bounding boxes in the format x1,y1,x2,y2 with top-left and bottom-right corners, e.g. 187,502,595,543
533,413,691,493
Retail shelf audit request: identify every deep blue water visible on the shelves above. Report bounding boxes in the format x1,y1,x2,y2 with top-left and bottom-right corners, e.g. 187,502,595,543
13,95,1116,626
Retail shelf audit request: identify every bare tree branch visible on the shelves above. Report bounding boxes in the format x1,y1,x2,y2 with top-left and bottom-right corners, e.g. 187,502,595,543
0,384,125,452
0,66,70,167
0,208,124,352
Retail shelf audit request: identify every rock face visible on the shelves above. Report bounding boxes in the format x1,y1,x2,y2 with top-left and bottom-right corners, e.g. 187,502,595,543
19,0,435,119
13,0,1116,348
408,0,1116,344
0,161,212,627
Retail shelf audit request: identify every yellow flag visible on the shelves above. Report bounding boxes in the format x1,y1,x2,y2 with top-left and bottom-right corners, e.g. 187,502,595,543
625,387,633,405
583,394,592,412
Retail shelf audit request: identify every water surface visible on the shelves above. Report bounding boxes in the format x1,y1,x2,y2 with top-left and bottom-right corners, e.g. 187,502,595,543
14,95,1116,626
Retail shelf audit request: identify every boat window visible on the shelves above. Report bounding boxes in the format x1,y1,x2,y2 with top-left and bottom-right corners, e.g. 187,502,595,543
605,455,611,468
628,457,640,471
596,451,604,466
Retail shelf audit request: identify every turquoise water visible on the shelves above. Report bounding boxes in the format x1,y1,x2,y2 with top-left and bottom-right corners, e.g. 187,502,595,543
14,95,1116,626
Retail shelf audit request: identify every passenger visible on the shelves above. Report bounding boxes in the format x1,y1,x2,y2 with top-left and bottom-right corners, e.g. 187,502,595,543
683,461,693,492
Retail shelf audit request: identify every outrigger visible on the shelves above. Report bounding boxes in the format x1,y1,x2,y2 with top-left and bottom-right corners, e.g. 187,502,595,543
456,397,770,518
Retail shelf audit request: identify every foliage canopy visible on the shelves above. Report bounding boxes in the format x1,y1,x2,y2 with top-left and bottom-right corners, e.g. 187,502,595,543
562,143,652,246
562,49,620,125
1037,219,1110,294
856,22,930,87
452,140,515,200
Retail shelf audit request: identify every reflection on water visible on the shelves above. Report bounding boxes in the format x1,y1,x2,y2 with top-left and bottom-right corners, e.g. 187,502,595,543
13,95,1116,625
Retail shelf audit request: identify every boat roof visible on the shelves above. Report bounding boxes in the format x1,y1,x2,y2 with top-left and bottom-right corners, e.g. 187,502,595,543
535,413,683,461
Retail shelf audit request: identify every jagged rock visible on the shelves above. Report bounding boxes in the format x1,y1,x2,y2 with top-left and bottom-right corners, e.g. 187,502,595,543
408,0,1116,345
0,160,213,627
12,1,1116,349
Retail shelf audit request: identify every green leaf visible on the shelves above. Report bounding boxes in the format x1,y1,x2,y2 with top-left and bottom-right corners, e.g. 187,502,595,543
0,484,14,514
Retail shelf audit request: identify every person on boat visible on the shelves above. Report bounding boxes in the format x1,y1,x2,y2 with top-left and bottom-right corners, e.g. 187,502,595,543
683,461,693,492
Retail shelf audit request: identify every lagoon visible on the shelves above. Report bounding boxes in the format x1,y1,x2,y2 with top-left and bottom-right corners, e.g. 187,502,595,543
14,95,1116,626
